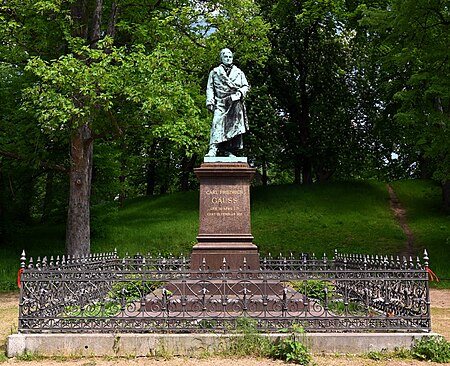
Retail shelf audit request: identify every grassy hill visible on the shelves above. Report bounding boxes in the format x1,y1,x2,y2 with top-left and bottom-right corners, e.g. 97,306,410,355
1,179,449,290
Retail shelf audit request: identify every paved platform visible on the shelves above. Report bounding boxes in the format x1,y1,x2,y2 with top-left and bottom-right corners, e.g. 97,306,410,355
7,332,436,357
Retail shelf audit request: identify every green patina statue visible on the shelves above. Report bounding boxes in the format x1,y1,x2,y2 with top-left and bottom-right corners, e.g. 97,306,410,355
205,48,249,158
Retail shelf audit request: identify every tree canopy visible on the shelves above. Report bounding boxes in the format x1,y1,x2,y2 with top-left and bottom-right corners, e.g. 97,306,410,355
1,0,448,254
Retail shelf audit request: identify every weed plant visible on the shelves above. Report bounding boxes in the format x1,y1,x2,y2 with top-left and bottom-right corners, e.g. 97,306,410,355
271,338,313,365
289,280,365,315
221,318,314,365
365,338,450,364
221,318,273,358
366,348,412,361
412,335,450,362
63,276,163,318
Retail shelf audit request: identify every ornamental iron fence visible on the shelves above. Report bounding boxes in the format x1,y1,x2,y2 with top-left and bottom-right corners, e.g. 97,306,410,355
17,250,431,333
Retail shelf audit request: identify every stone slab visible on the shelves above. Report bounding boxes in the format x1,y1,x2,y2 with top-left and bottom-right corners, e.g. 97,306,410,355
204,156,248,163
7,332,437,357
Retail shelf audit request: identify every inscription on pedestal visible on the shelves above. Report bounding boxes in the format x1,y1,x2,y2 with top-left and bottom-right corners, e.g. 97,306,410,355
206,188,243,217
191,162,259,270
199,185,250,236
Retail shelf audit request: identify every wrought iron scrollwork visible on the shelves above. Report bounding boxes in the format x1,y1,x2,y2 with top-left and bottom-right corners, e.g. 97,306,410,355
17,250,431,333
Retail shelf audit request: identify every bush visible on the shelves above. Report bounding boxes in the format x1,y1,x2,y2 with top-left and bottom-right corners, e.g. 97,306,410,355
412,336,450,362
289,280,335,303
271,337,313,365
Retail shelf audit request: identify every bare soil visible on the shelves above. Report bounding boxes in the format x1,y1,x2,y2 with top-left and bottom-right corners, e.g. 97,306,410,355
1,289,449,366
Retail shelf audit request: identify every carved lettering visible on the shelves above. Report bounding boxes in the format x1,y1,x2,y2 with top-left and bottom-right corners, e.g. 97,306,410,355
206,189,243,195
205,186,246,219
206,212,238,217
211,197,238,204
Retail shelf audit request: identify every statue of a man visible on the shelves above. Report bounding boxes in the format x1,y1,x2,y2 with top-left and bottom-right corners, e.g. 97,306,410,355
205,48,249,157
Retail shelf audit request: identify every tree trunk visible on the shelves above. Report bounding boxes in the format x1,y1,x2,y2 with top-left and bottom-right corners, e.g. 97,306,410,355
0,167,3,245
443,180,450,213
294,156,313,184
180,154,197,192
118,153,126,207
302,157,313,184
41,170,54,223
66,123,93,257
294,162,301,184
262,157,268,186
146,161,156,196
145,142,158,196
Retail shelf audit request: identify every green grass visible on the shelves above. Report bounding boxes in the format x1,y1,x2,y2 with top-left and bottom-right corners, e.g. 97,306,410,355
2,179,449,290
251,180,405,255
92,192,199,255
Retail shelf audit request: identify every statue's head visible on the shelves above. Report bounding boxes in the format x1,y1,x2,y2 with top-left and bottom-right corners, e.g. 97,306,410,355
220,48,233,66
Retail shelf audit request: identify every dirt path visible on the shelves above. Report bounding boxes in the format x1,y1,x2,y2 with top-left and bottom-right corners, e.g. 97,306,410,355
1,356,449,366
387,184,415,258
1,290,450,366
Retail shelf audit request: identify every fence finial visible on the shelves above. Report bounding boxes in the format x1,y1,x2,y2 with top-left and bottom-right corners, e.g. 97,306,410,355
20,250,26,269
423,249,429,268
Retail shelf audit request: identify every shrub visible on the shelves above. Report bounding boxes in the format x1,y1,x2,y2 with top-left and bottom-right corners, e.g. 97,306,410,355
412,336,450,362
271,337,313,365
290,280,334,303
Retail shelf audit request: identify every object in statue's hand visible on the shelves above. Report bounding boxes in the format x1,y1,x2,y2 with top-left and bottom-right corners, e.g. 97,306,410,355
231,92,241,102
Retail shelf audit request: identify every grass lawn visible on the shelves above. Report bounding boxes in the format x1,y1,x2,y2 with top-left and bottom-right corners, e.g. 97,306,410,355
1,179,449,290
251,180,405,256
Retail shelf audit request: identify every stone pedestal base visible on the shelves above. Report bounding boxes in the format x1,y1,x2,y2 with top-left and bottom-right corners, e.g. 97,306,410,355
191,162,259,271
190,244,259,271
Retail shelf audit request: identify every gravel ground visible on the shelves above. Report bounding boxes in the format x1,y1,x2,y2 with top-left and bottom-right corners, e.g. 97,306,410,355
1,289,449,366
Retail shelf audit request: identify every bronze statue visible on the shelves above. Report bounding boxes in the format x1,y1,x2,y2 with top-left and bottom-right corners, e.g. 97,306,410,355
206,48,249,157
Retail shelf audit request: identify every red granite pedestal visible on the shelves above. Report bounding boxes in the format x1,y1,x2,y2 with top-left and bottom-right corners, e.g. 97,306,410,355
190,162,260,271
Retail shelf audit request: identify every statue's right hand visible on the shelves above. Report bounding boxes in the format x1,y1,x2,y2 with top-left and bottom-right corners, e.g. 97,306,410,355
207,104,215,113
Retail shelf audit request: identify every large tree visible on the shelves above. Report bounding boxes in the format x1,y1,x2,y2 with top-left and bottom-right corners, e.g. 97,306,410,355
362,0,450,210
0,0,270,255
256,0,371,184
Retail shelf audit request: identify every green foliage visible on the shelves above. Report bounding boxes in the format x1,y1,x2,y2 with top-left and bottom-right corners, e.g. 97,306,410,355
64,275,162,318
412,336,450,363
289,280,364,315
22,43,205,152
366,348,412,361
256,0,373,183
271,337,313,365
64,300,121,318
361,0,450,189
1,0,449,260
290,280,335,303
110,275,162,302
0,0,270,256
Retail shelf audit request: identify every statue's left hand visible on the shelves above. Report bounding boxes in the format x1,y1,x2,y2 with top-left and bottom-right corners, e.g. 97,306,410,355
231,91,242,101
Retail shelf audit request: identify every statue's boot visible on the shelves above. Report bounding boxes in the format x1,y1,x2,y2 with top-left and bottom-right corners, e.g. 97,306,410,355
205,144,218,157
224,151,236,158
